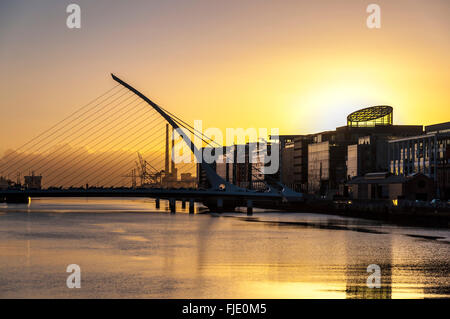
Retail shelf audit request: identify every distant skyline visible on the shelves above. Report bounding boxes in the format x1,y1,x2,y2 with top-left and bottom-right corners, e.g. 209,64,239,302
1,0,449,155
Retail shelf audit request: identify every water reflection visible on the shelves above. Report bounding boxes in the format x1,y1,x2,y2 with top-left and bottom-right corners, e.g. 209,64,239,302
344,230,393,299
0,198,449,298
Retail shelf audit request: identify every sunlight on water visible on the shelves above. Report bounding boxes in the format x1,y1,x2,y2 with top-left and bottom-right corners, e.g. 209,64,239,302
0,198,448,298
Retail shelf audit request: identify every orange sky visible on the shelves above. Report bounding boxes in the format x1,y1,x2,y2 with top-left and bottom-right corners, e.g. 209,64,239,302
1,0,449,155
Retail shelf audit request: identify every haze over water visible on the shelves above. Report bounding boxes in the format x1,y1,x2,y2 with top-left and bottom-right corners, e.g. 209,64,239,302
0,198,449,298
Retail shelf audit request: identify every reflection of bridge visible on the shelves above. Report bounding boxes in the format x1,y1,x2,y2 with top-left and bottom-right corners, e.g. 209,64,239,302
0,74,304,213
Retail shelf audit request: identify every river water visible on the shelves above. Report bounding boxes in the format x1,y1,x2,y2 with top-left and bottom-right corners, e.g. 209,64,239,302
0,197,449,298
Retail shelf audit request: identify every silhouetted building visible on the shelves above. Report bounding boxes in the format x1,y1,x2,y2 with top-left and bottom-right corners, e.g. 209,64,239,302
347,172,435,201
303,105,423,196
24,172,42,190
0,177,9,190
280,138,295,187
308,141,347,196
277,135,313,192
306,125,422,196
388,122,450,199
347,136,389,179
347,105,393,127
197,142,275,190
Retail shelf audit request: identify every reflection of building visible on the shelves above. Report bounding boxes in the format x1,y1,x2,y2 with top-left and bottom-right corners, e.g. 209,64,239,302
347,172,435,201
345,264,392,299
345,247,393,299
24,172,42,189
388,122,450,199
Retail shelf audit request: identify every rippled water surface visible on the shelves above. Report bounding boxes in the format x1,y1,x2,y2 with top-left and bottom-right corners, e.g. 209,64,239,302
0,197,449,298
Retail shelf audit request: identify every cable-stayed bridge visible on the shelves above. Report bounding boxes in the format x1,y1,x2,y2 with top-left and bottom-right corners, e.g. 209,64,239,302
0,74,303,213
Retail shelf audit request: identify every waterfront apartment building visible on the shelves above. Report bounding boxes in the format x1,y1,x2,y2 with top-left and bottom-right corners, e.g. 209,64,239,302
308,140,347,195
388,122,450,199
306,123,422,196
278,109,423,196
203,106,445,199
347,136,389,179
278,135,312,192
197,142,274,190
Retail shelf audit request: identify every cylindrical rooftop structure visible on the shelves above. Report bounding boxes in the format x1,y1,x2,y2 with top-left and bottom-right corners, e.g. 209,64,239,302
347,105,393,127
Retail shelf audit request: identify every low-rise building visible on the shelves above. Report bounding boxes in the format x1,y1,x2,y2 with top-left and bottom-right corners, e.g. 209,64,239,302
278,135,313,192
388,122,449,199
24,172,42,190
0,176,10,190
347,172,435,201
197,142,275,190
347,136,389,179
308,141,347,196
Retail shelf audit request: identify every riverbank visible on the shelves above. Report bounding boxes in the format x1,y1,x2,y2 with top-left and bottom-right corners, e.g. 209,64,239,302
255,199,450,228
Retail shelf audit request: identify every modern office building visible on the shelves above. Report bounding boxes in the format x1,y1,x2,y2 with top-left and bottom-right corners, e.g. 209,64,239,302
278,135,312,192
280,137,295,187
308,141,347,195
197,142,274,190
388,122,450,199
277,106,423,196
306,106,422,196
198,106,445,199
347,172,435,201
347,136,389,179
292,136,313,191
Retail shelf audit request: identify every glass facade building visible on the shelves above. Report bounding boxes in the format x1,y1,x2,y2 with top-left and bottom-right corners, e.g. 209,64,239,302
308,141,347,195
308,141,330,194
388,122,450,199
347,106,393,128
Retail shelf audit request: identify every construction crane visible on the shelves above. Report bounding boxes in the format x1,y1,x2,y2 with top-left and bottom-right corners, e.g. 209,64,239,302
135,152,163,187
122,168,137,189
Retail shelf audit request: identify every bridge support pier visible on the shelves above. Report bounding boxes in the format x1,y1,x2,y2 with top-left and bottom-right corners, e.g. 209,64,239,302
189,199,194,214
246,199,253,216
169,198,176,214
181,199,186,209
217,198,223,213
155,198,160,209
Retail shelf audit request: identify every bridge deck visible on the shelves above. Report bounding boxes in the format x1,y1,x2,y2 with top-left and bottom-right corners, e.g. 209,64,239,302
0,188,284,202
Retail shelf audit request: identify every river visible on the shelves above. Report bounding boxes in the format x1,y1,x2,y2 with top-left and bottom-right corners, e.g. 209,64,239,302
0,197,449,298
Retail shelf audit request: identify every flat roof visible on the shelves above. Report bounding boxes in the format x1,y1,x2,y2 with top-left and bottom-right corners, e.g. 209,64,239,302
425,121,450,133
388,130,450,143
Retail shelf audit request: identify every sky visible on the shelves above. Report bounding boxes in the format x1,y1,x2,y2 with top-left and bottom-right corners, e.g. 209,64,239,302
0,0,449,155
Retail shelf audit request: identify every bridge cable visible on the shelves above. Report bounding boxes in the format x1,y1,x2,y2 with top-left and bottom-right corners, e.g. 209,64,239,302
0,84,121,163
49,111,167,186
44,105,160,186
0,87,129,174
31,97,148,183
